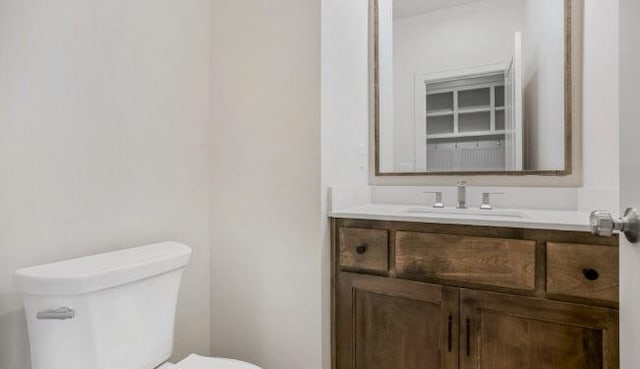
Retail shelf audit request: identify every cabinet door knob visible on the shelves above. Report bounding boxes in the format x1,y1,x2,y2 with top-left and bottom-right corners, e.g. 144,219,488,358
583,268,600,281
356,244,368,255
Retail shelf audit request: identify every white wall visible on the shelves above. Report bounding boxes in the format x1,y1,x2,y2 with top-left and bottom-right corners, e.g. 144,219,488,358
0,1,212,368
209,1,322,369
578,0,619,212
389,0,525,170
321,0,371,368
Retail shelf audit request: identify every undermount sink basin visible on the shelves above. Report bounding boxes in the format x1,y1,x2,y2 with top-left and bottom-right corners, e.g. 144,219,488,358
405,207,526,219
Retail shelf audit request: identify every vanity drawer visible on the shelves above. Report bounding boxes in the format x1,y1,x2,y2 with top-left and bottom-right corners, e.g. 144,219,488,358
547,242,619,304
395,231,536,290
338,227,389,273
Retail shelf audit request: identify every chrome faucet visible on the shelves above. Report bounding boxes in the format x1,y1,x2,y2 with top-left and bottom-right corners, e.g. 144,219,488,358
456,181,467,209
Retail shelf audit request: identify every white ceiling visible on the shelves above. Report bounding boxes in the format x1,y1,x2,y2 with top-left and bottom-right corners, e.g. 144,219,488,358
393,0,484,19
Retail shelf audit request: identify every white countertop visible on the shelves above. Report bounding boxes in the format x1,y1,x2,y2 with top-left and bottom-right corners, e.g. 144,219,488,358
329,203,593,232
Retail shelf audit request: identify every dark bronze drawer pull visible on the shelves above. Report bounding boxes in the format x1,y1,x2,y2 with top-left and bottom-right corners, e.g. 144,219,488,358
583,268,600,281
466,318,471,356
356,244,368,255
447,315,452,352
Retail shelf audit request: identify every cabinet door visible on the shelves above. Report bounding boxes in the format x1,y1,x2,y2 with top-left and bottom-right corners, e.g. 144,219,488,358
336,272,458,369
460,289,618,369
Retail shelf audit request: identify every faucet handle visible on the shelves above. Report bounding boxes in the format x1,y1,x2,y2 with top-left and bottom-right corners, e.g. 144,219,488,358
423,191,445,208
480,192,504,210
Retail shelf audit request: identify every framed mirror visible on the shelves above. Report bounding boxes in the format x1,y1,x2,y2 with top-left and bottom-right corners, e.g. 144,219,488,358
372,0,578,177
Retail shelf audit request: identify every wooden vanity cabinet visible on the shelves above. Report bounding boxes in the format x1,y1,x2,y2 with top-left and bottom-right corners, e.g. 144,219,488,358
332,219,619,369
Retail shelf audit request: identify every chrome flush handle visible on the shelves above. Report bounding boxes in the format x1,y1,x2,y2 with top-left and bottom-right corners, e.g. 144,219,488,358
36,307,75,320
590,208,640,243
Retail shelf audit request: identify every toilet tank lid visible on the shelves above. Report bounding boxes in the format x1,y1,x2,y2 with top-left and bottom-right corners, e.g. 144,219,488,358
14,242,192,296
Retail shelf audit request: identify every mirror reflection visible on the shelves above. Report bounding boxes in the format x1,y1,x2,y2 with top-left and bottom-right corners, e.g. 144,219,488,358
375,0,570,174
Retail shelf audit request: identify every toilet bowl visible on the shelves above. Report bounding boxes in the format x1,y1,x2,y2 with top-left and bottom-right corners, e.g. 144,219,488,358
14,242,261,369
163,354,261,369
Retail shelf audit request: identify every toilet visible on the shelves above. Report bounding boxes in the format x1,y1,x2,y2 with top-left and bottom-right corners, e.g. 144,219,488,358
14,242,260,369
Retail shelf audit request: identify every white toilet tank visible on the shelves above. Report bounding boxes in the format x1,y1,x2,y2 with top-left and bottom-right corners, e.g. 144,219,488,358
14,242,192,369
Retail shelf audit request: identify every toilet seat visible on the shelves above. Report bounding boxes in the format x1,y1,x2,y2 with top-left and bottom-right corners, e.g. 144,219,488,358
173,354,261,369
